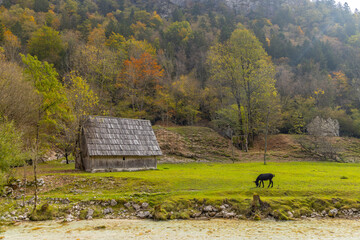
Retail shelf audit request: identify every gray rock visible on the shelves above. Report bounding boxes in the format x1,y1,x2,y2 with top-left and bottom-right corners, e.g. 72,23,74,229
37,178,45,187
86,209,94,219
203,205,213,212
110,199,117,206
311,212,320,218
103,207,113,215
141,202,149,209
65,214,74,222
132,204,141,211
307,116,339,137
137,211,150,218
223,211,236,218
72,205,80,211
4,186,13,195
61,198,70,204
321,210,327,216
124,202,131,209
329,208,338,217
191,212,202,218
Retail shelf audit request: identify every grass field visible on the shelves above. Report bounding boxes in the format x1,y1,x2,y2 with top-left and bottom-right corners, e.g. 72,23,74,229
4,160,360,220
20,161,360,202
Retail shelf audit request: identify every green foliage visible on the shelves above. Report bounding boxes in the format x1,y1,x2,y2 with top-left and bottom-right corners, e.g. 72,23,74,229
28,26,64,66
164,21,192,48
21,54,69,148
0,117,26,179
208,26,280,146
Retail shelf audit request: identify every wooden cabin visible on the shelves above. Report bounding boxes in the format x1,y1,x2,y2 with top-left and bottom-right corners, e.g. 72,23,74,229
75,116,162,172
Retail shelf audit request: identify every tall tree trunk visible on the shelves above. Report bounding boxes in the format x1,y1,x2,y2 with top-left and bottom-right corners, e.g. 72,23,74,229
264,107,270,165
22,161,26,207
236,100,247,151
33,120,39,212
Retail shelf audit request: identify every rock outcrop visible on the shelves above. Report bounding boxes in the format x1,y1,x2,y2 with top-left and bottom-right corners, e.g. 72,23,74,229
307,116,340,137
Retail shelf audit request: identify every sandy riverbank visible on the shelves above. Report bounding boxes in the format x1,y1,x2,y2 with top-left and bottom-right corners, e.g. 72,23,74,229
2,218,360,239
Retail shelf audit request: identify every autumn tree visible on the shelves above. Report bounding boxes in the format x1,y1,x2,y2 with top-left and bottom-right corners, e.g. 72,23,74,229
0,49,37,129
21,54,68,210
169,75,200,125
117,52,163,120
62,72,98,164
208,26,279,150
3,28,20,61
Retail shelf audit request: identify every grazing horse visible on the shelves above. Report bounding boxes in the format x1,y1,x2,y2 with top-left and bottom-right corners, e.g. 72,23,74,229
255,173,275,188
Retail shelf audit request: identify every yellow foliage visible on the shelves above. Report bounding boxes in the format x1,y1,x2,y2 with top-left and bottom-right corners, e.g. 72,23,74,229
150,11,163,27
266,37,270,47
297,26,304,35
265,18,272,26
29,16,36,23
88,27,106,46
314,88,325,95
131,21,147,38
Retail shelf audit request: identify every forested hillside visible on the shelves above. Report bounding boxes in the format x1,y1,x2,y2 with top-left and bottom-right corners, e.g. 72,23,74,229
0,0,360,168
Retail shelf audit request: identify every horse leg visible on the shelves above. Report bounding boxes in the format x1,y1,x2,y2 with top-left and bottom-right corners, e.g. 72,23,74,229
269,179,273,188
261,180,264,188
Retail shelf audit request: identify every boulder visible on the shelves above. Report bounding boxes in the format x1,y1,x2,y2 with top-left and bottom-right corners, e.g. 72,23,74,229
132,204,141,211
307,116,339,137
203,205,214,212
65,214,74,222
86,209,94,219
328,208,338,217
110,199,117,206
137,211,150,218
103,207,113,215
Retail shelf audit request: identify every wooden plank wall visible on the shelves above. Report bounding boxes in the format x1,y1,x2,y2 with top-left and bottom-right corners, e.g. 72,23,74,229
86,156,157,172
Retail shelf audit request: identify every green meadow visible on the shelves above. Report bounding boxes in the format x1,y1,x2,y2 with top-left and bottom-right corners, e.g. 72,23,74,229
34,161,360,202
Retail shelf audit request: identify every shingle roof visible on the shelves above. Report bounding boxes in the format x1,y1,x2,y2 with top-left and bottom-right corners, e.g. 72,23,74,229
83,116,162,157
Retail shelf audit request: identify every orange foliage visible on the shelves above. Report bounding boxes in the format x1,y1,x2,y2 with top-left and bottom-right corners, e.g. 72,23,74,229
118,52,163,89
117,52,164,112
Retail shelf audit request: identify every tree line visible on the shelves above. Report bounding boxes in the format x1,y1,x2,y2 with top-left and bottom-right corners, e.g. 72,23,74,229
1,0,360,179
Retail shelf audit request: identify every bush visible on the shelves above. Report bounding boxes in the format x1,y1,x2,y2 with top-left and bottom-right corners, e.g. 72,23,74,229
30,203,54,221
0,118,27,182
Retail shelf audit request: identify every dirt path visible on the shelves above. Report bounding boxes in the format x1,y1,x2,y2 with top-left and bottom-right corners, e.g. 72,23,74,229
3,218,360,239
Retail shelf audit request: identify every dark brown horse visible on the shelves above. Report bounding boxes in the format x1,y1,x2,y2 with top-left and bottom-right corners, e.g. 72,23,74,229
254,173,275,188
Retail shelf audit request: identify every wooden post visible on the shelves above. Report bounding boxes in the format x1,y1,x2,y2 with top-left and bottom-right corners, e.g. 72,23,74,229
264,107,270,165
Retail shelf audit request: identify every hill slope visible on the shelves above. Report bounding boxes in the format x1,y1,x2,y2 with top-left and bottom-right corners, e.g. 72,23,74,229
154,126,360,163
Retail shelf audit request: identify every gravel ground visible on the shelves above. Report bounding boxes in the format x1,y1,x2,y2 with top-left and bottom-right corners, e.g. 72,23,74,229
3,218,360,240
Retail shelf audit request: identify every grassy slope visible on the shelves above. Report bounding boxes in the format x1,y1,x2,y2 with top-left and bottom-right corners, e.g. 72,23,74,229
155,126,360,163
